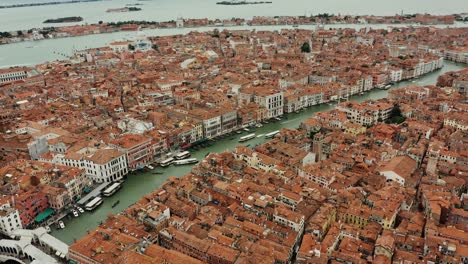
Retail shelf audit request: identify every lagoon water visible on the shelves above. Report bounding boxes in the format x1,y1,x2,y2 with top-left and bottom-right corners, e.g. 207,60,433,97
1,22,467,69
0,0,467,68
1,0,467,32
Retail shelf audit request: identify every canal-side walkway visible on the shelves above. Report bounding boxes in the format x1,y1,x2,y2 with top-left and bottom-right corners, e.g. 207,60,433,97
77,182,109,206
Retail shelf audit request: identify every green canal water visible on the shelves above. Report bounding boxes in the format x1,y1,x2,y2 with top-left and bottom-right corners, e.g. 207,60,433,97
51,61,466,244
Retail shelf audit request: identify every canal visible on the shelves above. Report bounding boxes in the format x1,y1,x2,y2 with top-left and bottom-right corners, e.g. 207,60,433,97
50,61,466,244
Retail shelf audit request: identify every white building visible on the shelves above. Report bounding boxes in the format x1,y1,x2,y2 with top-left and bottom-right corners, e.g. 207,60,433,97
0,67,37,84
378,156,417,187
0,201,23,236
109,41,130,52
389,68,403,83
337,101,393,126
444,113,468,131
50,148,128,183
414,57,444,77
176,17,184,28
254,90,283,119
239,87,283,119
202,115,222,138
273,207,305,233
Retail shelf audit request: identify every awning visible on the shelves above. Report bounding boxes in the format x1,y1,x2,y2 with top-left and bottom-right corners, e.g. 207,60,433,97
34,208,55,223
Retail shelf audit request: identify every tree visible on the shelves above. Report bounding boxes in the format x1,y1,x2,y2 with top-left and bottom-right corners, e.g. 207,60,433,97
391,104,402,117
385,104,406,124
0,32,12,38
98,20,103,25
17,30,23,36
301,42,311,53
128,44,135,51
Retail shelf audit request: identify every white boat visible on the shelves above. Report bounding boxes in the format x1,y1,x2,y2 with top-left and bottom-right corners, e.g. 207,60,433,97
384,84,391,89
77,207,84,213
58,221,65,229
274,117,282,121
146,165,154,170
175,151,191,160
72,210,79,217
239,133,256,142
102,182,122,197
45,226,51,233
174,158,199,166
243,128,250,132
256,123,263,128
85,197,103,211
160,157,174,167
265,130,280,138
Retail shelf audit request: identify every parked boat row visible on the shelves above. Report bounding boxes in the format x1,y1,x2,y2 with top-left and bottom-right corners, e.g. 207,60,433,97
102,182,122,197
175,150,191,160
84,196,103,211
160,157,175,167
173,158,199,165
239,133,256,142
265,130,280,138
159,156,199,167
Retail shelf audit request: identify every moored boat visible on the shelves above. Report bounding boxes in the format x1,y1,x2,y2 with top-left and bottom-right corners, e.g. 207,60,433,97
160,157,174,167
173,158,199,166
175,151,191,160
102,182,122,197
85,197,103,211
239,133,256,142
265,130,280,138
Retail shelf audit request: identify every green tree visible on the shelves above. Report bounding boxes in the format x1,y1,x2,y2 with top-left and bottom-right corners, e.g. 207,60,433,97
301,42,311,53
391,104,402,117
0,32,12,38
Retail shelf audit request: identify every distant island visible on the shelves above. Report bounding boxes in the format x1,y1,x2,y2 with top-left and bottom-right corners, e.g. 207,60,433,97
0,0,102,9
107,7,142,12
216,0,272,5
43,16,83,23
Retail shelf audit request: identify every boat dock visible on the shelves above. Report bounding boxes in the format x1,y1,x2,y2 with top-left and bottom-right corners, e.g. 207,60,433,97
76,182,109,206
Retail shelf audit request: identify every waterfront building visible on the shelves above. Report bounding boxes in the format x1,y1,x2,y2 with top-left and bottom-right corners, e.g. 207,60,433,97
0,198,22,236
109,134,153,171
0,67,40,84
52,147,128,183
337,101,393,126
240,86,284,119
